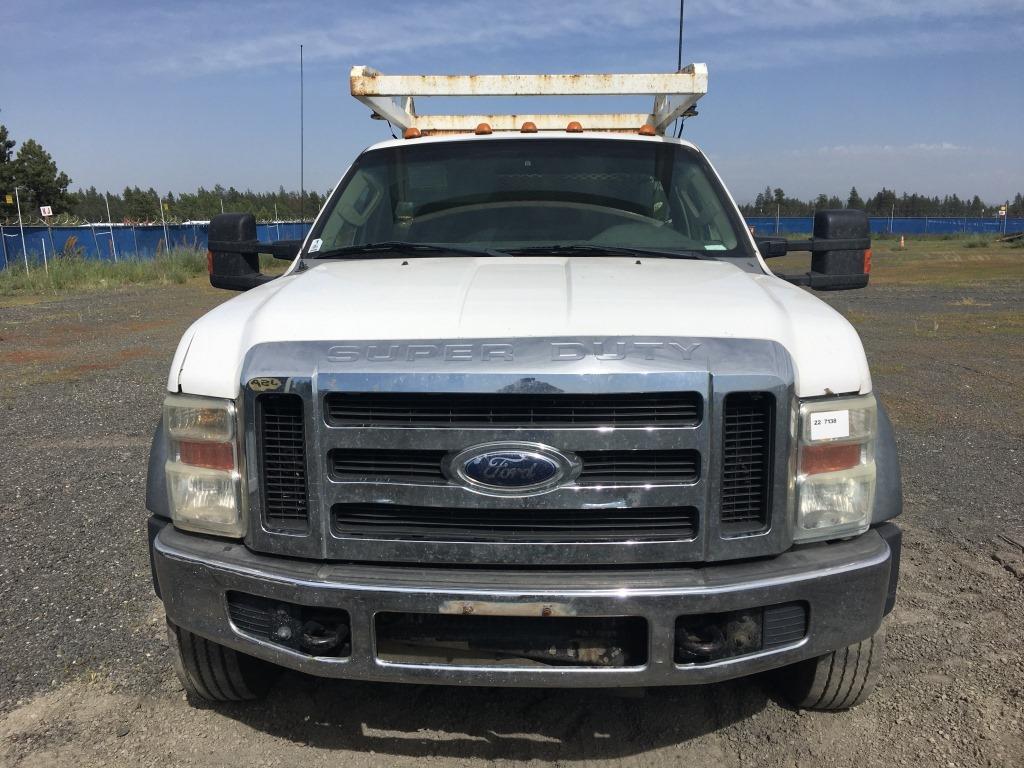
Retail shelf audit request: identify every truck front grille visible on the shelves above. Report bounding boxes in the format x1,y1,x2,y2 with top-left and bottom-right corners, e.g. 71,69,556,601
257,393,309,532
720,392,774,533
244,359,789,565
332,503,698,541
325,391,701,428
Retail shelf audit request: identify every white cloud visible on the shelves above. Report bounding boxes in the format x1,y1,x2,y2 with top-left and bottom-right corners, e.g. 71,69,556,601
59,0,1024,75
793,142,972,156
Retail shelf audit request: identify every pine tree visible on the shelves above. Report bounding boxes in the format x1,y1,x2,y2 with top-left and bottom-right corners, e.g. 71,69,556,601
13,139,72,213
0,123,16,215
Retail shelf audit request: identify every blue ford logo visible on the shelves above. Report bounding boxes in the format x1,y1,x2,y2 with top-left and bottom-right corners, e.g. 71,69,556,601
447,442,578,495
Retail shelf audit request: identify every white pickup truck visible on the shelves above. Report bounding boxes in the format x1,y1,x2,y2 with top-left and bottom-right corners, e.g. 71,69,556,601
146,67,901,710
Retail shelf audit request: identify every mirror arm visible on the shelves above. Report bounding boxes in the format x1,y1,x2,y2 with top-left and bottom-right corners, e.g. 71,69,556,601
757,237,871,257
208,239,302,260
209,272,276,291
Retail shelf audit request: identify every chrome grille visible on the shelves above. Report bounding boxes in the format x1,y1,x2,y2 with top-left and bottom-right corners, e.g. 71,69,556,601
329,448,699,487
575,450,699,485
242,335,794,565
325,391,701,427
330,448,448,483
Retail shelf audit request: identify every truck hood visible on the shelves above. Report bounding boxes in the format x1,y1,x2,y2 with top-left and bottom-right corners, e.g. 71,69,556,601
171,256,870,399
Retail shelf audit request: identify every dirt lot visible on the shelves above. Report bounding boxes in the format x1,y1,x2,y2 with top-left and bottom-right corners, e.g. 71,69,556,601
1,243,1022,767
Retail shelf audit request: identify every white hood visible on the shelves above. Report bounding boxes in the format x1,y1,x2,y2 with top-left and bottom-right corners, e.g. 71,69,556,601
171,257,870,399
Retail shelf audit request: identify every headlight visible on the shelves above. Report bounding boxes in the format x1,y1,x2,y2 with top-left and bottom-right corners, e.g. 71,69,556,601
794,394,876,542
163,394,245,538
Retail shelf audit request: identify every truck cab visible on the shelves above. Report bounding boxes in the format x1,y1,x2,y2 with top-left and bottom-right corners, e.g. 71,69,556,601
147,66,900,709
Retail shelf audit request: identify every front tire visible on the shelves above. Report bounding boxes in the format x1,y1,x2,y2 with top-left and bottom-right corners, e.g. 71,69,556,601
779,627,885,710
166,620,275,702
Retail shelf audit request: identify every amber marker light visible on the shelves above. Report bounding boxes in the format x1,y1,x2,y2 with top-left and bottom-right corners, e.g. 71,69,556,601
566,121,583,133
801,443,862,475
638,124,656,136
864,248,873,274
475,122,493,135
178,440,236,472
403,127,422,139
521,121,538,133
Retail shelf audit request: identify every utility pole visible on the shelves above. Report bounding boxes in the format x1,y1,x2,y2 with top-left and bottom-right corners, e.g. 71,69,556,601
15,186,28,273
104,192,118,262
890,201,895,234
300,43,305,224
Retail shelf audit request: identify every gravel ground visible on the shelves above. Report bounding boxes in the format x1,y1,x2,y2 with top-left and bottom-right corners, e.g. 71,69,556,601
1,277,1022,767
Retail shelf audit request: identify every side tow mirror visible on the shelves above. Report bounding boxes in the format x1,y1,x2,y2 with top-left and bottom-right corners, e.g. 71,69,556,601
759,209,872,291
207,214,302,291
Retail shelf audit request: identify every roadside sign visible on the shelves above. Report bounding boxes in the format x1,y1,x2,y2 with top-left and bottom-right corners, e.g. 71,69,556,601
4,194,12,205
998,209,1006,217
40,205,53,217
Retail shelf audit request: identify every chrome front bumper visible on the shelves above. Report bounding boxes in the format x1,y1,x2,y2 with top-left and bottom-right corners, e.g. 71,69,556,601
151,522,897,687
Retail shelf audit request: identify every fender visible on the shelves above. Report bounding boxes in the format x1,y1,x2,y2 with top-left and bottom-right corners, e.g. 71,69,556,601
872,397,902,524
146,417,170,520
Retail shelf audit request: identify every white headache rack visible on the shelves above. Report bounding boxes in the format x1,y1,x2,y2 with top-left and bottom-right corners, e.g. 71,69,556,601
350,65,708,136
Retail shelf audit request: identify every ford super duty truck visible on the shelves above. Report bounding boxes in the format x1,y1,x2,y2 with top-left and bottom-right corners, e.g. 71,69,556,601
146,66,901,710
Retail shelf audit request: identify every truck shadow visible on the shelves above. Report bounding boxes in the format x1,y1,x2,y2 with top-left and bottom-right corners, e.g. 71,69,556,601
215,670,771,759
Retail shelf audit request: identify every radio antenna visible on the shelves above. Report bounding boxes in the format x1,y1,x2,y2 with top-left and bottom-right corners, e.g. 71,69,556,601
677,0,685,72
299,43,305,224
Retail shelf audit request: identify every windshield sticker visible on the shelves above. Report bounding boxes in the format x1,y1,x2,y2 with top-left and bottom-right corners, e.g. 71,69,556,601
810,410,850,441
704,244,727,251
308,238,323,253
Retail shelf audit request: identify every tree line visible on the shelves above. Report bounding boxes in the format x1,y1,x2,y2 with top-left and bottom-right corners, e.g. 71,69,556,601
2,121,1022,225
66,185,326,225
740,186,1024,219
1,121,325,225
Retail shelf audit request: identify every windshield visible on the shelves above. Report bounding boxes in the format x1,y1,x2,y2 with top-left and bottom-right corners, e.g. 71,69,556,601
308,138,748,257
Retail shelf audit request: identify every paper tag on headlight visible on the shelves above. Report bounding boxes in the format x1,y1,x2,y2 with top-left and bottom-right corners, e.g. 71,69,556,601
810,409,850,440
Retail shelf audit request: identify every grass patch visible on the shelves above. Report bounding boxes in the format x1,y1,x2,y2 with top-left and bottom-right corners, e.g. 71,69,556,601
768,238,1024,286
910,310,1024,337
0,249,208,297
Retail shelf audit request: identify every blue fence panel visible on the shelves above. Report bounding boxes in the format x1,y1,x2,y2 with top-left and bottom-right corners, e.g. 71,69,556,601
1,217,1020,271
744,216,1022,236
0,222,313,269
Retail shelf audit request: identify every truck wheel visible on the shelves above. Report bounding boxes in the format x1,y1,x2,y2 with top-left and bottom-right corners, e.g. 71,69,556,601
166,620,274,702
780,628,885,710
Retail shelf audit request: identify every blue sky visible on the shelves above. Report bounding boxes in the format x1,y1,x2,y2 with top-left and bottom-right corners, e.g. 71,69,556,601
2,0,1022,203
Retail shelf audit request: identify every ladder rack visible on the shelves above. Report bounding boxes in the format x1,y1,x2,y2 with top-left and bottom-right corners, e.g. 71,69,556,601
349,65,708,136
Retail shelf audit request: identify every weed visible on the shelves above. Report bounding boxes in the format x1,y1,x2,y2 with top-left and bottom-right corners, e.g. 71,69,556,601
0,249,207,297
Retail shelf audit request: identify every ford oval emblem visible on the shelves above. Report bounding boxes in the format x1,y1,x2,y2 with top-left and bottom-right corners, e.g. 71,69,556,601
446,442,579,496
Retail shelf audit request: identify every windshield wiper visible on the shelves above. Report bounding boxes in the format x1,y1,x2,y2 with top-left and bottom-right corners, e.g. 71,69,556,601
506,244,708,260
307,241,506,260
